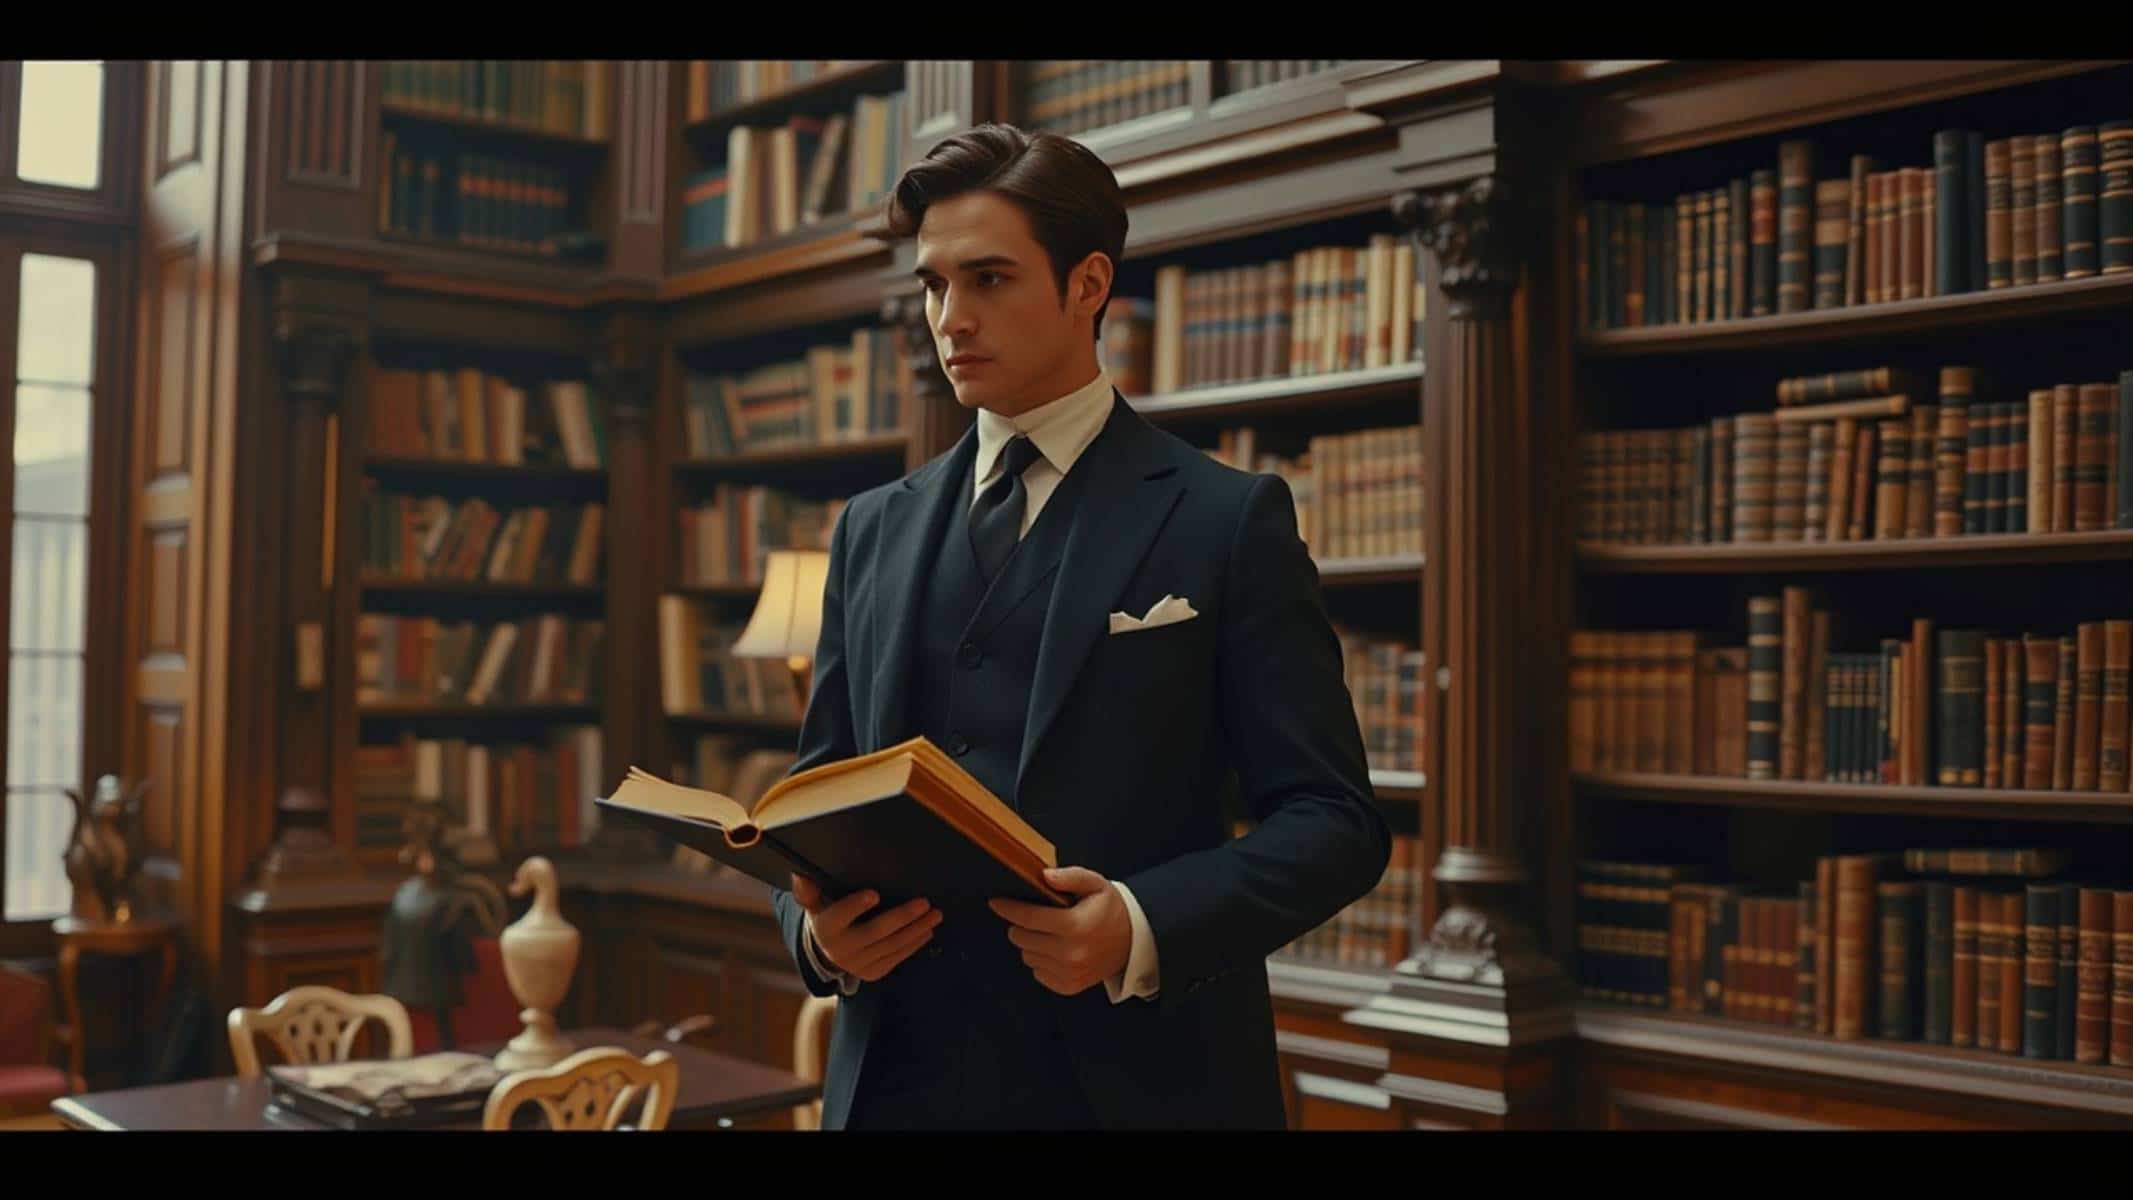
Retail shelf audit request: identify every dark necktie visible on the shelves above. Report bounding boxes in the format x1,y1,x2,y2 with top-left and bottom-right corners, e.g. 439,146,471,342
969,434,1044,584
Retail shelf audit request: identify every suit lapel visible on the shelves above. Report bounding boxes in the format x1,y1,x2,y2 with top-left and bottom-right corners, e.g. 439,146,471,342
868,426,977,749
1017,395,1186,794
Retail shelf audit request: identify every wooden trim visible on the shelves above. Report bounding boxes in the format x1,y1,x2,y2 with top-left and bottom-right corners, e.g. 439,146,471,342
1578,529,2133,573
1113,110,1385,193
660,215,888,301
1317,554,1426,587
356,703,604,720
664,712,802,735
1129,362,1424,421
379,102,612,152
680,61,903,141
1580,270,2133,357
357,578,604,600
1601,1087,1845,1130
1575,1005,2133,1119
1570,59,2125,167
1575,770,2133,824
671,432,908,475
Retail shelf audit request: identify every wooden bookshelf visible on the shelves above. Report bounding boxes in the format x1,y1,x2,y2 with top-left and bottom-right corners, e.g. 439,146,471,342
1577,529,2133,573
1130,362,1424,422
381,103,611,154
1318,554,1425,586
1575,770,2133,824
363,457,607,486
1579,272,2133,358
358,578,603,600
682,61,904,139
672,432,908,476
674,583,762,601
357,703,603,721
664,712,804,735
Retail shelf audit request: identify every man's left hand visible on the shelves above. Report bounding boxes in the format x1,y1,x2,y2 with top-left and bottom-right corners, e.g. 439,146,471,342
989,866,1132,997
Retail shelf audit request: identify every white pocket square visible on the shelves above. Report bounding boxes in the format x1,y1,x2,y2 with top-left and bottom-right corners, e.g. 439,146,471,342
1108,594,1199,634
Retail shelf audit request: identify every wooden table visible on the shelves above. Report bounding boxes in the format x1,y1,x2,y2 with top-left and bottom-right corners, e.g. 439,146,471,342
53,915,180,1087
50,1028,817,1131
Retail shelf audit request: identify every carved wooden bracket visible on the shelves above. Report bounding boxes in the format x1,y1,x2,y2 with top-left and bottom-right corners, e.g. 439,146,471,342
1394,176,1522,321
271,319,356,407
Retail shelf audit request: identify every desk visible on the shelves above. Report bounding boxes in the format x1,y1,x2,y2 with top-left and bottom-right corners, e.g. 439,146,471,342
50,1028,816,1131
53,915,180,1087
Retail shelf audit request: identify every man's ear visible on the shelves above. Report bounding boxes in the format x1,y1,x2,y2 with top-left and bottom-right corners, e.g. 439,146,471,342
1072,251,1114,318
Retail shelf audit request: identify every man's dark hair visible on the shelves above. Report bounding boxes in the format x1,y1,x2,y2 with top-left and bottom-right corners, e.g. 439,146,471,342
886,123,1128,342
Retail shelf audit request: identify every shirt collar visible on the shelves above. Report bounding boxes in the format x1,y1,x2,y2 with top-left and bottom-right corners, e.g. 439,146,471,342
973,366,1115,488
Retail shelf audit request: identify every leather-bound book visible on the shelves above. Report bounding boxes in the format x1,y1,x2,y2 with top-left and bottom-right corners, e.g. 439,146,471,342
2075,621,2104,792
2023,883,2061,1059
1733,413,1775,543
1804,422,1831,542
2011,134,2038,286
1816,857,1839,1033
2055,637,2078,790
2111,891,2133,1066
1747,596,1782,779
1777,141,1815,313
2100,121,2133,275
1907,405,1938,539
2024,636,2060,790
2006,400,2029,533
2058,883,2080,1061
2037,130,2064,282
2053,383,2079,533
1834,854,1887,1040
2062,126,2100,279
1775,423,1809,541
1936,367,1977,536
2077,887,2113,1064
1977,889,2005,1051
1934,130,1969,293
1710,416,1735,542
1923,881,1955,1044
1814,178,1851,309
1779,587,1812,779
1875,418,1910,539
1984,138,2012,289
1804,610,1832,781
1879,881,1923,1041
1798,881,1820,1030
2077,382,2113,532
1952,885,1980,1048
1984,637,2004,789
1998,890,2026,1054
1848,422,1876,542
2002,636,2026,790
2102,620,2131,791
1750,168,1779,316
2120,371,2133,528
2029,390,2056,533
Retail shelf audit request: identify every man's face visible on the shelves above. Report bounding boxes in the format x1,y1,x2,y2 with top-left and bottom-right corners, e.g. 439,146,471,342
913,190,1104,416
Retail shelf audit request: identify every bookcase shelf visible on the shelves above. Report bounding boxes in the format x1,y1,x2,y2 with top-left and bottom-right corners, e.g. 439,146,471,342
1577,529,2133,573
663,211,887,300
1574,770,2133,825
1318,554,1424,586
673,583,762,601
381,102,611,155
665,712,805,735
1577,272,2133,359
1129,361,1424,423
1574,1004,2133,1119
1369,769,1425,802
358,578,603,600
357,703,603,721
672,432,909,477
682,61,905,140
363,457,607,487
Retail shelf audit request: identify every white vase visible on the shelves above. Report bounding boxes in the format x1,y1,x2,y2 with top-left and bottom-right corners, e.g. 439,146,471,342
494,856,580,1072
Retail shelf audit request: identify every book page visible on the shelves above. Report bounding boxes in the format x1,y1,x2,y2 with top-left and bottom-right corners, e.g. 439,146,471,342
607,768,751,829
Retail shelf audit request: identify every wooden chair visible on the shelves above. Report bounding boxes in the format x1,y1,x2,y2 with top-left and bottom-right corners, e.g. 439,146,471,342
790,995,836,1131
0,962,74,1119
482,1046,679,1131
226,986,414,1080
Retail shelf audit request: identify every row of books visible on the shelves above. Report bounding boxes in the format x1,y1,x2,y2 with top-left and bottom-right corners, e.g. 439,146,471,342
1273,834,1423,969
355,614,606,708
677,488,845,589
1579,854,2133,1066
1571,590,2133,792
1580,123,2133,330
681,93,907,253
1148,238,1423,394
1221,61,1346,95
1202,424,1423,562
1336,630,1426,777
682,60,857,123
680,328,910,457
353,729,604,856
369,368,606,468
379,136,580,254
656,597,806,719
1580,366,2133,545
359,493,605,586
1023,61,1192,137
380,61,612,140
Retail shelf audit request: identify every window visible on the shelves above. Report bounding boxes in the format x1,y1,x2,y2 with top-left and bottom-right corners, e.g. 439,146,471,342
0,61,129,930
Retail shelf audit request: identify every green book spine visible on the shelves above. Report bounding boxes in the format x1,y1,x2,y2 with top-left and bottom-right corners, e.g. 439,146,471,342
2056,882,2080,1060
1879,881,1921,1041
2100,121,2133,274
2024,883,2061,1058
1924,881,1954,1044
2063,126,2100,279
1777,141,1814,313
1934,130,1970,293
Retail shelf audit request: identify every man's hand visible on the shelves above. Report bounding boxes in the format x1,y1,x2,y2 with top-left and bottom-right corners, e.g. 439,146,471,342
792,875,941,983
988,866,1132,997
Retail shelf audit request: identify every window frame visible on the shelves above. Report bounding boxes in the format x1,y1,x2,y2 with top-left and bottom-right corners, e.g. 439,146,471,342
0,60,138,949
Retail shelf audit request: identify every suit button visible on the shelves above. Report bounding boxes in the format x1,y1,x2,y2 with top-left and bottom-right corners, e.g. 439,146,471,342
957,642,983,670
948,733,971,756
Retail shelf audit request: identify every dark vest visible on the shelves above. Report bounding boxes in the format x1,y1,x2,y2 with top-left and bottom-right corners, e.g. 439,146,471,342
849,443,1099,1128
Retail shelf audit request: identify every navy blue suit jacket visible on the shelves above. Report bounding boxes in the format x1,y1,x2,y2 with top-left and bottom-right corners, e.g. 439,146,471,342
769,394,1390,1129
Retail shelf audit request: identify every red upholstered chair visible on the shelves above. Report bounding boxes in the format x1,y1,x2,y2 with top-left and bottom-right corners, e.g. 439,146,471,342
0,962,74,1119
407,936,523,1054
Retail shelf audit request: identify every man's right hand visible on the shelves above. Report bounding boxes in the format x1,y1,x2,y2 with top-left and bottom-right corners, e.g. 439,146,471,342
793,875,941,983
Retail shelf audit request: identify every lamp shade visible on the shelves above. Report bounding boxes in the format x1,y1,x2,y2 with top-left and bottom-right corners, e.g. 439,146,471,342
731,550,830,663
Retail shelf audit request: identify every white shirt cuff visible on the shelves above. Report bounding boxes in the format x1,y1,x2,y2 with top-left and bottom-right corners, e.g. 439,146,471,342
802,911,862,996
1104,881,1161,1003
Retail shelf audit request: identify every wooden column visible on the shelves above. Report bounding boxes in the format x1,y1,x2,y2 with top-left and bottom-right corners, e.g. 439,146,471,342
253,309,361,886
1348,174,1573,1130
885,292,966,465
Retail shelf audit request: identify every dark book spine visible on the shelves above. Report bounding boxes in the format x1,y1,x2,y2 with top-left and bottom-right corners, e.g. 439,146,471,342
1909,404,1939,539
2102,121,2133,275
2057,883,2080,1061
1729,177,1750,319
2007,401,2029,532
1879,882,1919,1040
1584,202,1603,328
2063,126,2101,279
2120,370,2133,528
1750,168,1779,317
2085,888,2119,1064
1937,629,1984,786
1935,371,1972,537
1814,178,1850,309
1747,595,1783,780
1594,201,1615,329
2056,636,2078,790
1966,132,1989,294
1798,880,1819,1030
1934,130,1970,293
2025,883,2062,1058
2037,130,2064,283
2011,134,2038,287
2116,892,2133,1067
1990,136,2017,287
2080,382,2113,531
1952,885,1979,1048
2025,636,2061,790
1777,141,1814,314
1659,202,1678,325
1965,396,1989,535
1846,155,1873,305
1924,881,1955,1044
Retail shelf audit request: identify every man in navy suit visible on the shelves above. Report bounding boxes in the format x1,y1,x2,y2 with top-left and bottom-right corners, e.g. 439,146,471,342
769,123,1389,1130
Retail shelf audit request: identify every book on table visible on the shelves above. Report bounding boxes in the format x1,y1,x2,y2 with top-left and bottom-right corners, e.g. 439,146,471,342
595,735,1071,907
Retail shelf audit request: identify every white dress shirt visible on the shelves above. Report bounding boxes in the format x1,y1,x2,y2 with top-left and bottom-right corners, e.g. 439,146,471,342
803,366,1164,1004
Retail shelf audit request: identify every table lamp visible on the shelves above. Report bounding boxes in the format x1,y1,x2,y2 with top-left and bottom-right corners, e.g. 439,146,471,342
731,549,829,713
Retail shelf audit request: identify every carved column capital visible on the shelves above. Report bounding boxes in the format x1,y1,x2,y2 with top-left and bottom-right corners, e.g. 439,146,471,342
1396,175,1522,321
270,318,357,407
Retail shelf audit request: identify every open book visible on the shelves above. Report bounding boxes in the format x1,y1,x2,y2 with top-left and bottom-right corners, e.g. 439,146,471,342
595,735,1071,908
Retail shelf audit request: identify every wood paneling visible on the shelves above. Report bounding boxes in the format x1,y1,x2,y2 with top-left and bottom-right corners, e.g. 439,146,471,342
282,61,362,187
158,62,201,176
